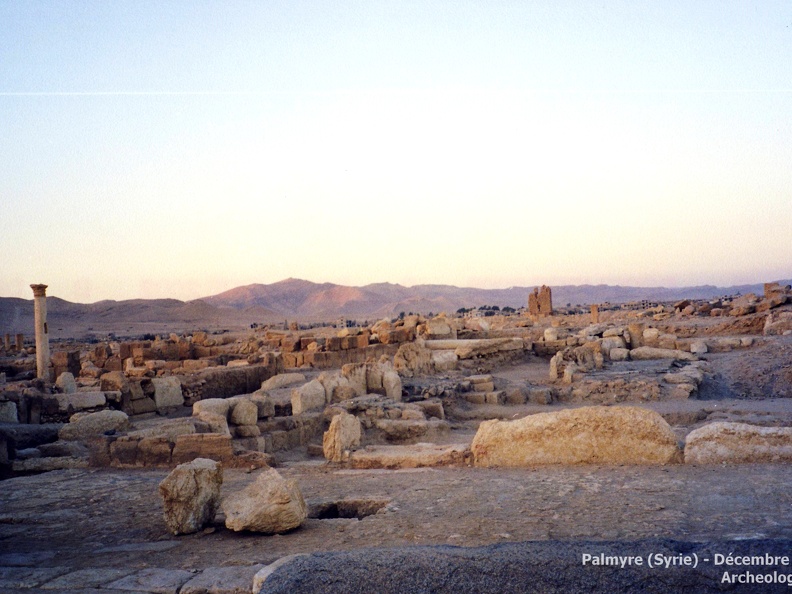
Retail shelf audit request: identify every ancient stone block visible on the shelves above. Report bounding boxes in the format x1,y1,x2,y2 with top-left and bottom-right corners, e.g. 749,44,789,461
290,380,327,415
138,437,173,466
59,410,129,441
151,377,184,411
222,468,307,534
349,443,471,469
172,433,233,465
629,347,697,361
261,373,306,391
685,422,792,464
110,437,140,467
159,458,222,535
472,406,681,466
229,399,258,426
323,412,362,462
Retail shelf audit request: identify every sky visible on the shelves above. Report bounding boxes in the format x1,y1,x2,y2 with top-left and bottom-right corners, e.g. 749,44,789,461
1,1,791,303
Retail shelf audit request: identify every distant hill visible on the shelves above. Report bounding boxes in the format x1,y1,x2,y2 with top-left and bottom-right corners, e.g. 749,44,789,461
1,277,789,339
0,296,279,339
201,277,792,318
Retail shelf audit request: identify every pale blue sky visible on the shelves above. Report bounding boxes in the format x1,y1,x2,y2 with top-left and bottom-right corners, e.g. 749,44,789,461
2,1,791,302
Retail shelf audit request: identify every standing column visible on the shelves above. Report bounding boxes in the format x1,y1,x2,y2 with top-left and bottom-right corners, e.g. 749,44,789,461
30,284,50,380
3,334,9,351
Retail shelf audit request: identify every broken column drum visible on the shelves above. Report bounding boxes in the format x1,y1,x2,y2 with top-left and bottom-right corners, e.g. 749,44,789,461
30,284,50,380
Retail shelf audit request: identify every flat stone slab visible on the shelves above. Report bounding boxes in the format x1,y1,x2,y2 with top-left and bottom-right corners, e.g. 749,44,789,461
105,567,194,593
0,566,70,589
349,443,471,469
40,567,136,589
180,564,264,594
257,538,792,594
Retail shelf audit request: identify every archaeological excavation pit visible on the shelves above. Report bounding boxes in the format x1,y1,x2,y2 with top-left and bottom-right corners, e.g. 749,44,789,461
308,498,391,520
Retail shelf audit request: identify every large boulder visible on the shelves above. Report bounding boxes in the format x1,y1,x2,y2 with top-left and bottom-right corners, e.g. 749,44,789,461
222,468,307,534
59,410,130,441
291,380,326,415
471,406,681,466
322,412,362,462
685,422,792,464
158,458,223,535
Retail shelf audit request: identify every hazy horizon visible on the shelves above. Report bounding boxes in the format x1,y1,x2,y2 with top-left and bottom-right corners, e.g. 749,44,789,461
2,274,790,305
2,2,791,303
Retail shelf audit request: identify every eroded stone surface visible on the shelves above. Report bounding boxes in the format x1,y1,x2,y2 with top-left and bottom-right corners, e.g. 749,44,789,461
222,468,307,534
158,458,223,535
472,406,681,467
685,422,792,464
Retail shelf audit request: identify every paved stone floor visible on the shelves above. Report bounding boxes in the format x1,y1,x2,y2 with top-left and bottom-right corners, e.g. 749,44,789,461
2,462,792,592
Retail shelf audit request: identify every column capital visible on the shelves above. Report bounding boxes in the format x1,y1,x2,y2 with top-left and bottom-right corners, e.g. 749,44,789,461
30,284,48,297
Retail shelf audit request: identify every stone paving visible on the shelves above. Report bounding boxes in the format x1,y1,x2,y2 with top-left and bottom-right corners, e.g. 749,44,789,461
2,463,792,592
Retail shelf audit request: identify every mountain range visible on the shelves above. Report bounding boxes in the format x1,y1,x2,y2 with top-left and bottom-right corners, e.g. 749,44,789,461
1,277,789,339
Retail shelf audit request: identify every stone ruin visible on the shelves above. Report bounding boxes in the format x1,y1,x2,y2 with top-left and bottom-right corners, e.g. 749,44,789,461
528,285,553,317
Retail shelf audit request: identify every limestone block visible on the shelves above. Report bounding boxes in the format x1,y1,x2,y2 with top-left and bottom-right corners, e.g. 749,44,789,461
430,350,457,372
382,370,402,401
222,468,307,533
291,380,326,415
400,406,425,420
642,328,660,346
602,328,624,337
138,437,173,466
233,425,261,438
685,422,792,464
393,341,433,377
193,398,230,418
629,347,697,361
349,443,471,469
195,411,230,435
424,316,456,339
55,392,106,412
322,411,362,462
56,372,77,394
59,410,130,441
609,348,630,361
152,377,183,411
471,406,681,467
658,334,678,350
485,391,505,405
128,418,197,440
543,327,559,342
341,363,367,396
416,399,445,419
0,401,18,423
600,336,626,357
229,398,258,426
626,324,644,348
171,433,233,465
159,458,223,535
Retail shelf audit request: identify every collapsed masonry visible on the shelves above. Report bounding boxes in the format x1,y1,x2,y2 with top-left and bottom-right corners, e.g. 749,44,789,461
2,282,792,473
